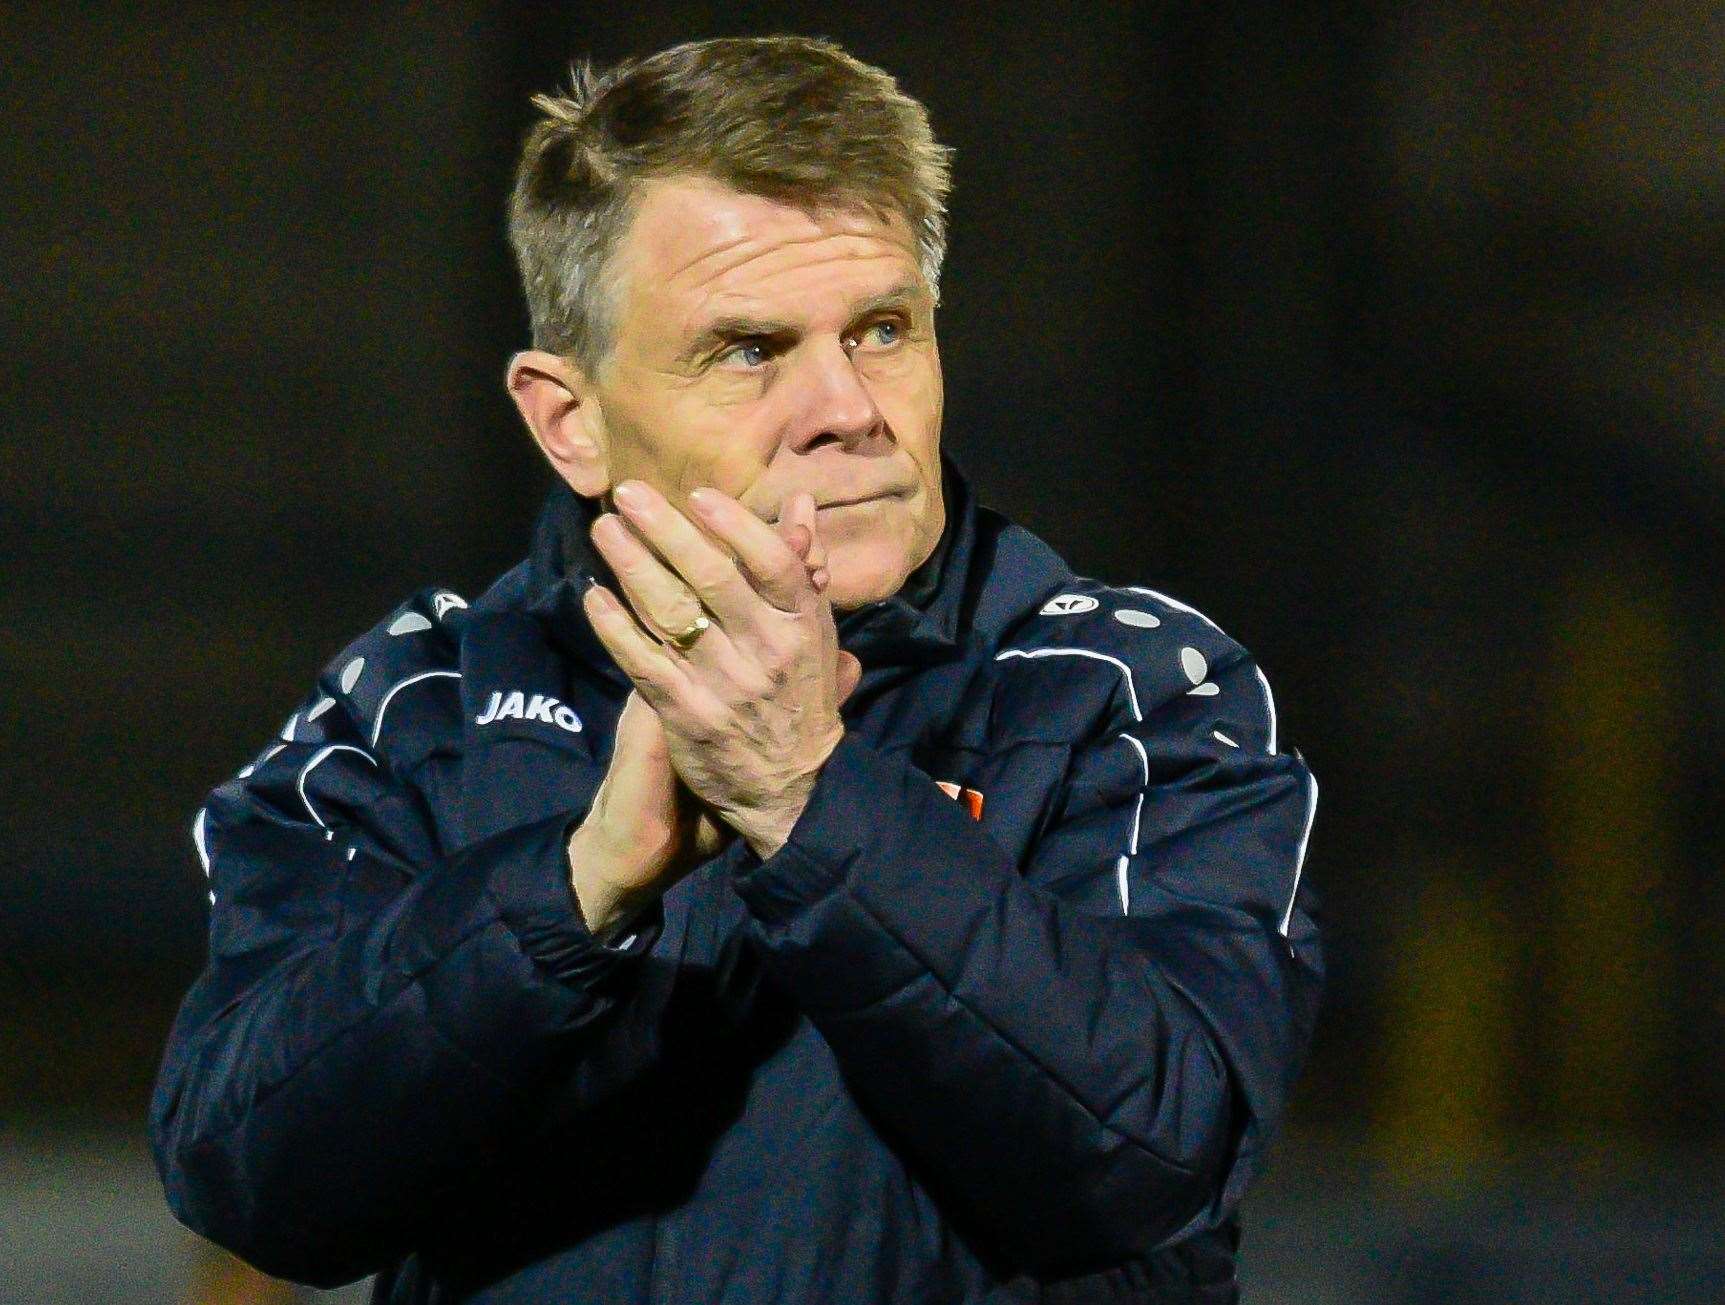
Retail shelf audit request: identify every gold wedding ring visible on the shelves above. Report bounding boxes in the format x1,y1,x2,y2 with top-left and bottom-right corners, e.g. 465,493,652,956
664,612,711,651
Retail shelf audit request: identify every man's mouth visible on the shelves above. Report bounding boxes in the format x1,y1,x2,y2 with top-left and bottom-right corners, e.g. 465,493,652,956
818,493,887,512
768,488,904,523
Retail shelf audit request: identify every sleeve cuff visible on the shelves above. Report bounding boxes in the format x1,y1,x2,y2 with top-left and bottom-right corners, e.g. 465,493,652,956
730,733,894,924
482,813,664,985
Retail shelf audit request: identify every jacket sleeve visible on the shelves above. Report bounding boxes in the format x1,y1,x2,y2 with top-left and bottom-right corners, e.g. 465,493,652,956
149,660,662,1287
728,650,1323,1278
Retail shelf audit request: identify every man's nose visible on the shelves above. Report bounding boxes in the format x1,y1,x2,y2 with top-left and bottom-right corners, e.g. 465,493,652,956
785,340,884,452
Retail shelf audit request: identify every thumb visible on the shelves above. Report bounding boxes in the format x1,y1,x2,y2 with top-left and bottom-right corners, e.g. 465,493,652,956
603,691,674,800
836,650,863,704
615,689,666,756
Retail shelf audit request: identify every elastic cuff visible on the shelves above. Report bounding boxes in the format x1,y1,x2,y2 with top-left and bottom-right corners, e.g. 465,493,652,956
568,859,663,955
731,734,882,924
484,813,663,985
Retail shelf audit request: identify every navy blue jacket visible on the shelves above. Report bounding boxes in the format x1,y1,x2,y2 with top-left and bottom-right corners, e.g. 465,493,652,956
151,455,1322,1303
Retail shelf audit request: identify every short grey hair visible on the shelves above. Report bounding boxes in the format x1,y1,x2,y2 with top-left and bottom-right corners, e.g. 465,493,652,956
508,35,953,372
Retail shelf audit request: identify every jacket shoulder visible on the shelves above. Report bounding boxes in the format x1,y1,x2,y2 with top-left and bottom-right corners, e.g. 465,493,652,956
222,584,475,793
186,586,477,944
990,578,1278,749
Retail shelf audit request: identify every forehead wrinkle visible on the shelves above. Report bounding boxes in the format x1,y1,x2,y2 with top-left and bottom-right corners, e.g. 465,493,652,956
671,262,916,358
675,228,912,300
662,230,754,283
691,250,919,329
662,242,919,351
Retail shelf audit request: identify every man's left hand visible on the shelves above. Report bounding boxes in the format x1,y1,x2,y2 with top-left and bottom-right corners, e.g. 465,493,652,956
582,479,862,859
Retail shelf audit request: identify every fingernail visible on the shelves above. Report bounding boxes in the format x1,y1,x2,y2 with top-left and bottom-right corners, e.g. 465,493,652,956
688,486,714,512
613,481,646,510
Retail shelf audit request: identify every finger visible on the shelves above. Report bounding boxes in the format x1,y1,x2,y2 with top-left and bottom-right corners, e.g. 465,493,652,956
777,515,835,596
790,491,841,654
686,485,813,612
791,492,829,574
611,480,774,627
581,582,698,714
584,579,772,716
790,493,831,592
594,515,793,701
591,512,736,656
782,522,825,593
781,493,830,595
836,650,863,704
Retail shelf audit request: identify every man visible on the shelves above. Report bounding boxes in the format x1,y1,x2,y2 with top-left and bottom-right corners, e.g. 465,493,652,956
151,35,1322,1305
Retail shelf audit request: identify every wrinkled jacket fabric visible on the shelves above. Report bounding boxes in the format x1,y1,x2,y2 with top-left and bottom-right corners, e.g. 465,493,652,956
151,454,1323,1303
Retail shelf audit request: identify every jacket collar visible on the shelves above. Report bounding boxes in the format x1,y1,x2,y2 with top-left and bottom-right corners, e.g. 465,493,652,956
522,452,983,690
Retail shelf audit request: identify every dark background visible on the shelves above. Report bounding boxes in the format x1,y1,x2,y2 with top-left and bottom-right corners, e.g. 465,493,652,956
5,2,1721,1301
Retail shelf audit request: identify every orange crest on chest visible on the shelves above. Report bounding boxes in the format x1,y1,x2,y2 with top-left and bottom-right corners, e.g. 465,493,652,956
934,780,985,821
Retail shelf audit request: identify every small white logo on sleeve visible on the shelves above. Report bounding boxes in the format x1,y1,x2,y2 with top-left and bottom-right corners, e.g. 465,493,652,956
433,591,468,621
1040,593,1098,616
475,690,583,733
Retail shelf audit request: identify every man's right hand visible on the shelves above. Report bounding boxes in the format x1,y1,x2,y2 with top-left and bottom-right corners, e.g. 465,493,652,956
567,689,731,939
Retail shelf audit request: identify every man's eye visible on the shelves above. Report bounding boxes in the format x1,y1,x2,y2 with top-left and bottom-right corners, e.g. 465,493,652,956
718,341,772,369
852,319,902,349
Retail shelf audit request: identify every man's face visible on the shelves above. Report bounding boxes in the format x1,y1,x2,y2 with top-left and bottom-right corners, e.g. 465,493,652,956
580,176,945,611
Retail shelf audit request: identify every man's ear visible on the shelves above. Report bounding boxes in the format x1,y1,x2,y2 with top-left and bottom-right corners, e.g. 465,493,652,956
506,350,610,497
